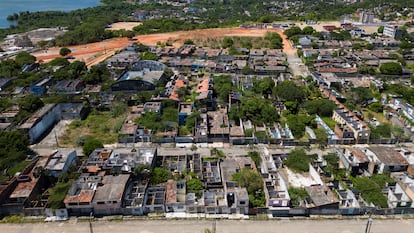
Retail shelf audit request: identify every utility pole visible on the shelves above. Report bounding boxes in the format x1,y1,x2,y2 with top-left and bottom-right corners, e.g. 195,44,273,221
212,219,216,233
365,215,373,233
89,211,94,233
54,129,59,148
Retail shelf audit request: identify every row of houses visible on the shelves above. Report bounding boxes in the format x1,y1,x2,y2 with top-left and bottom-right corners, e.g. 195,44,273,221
3,144,414,218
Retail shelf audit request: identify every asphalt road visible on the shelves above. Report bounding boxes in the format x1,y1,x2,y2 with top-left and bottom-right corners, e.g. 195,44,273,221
1,219,414,233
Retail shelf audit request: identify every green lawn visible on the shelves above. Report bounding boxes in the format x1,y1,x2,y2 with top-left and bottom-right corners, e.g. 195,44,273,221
362,109,389,124
322,117,336,130
60,111,126,146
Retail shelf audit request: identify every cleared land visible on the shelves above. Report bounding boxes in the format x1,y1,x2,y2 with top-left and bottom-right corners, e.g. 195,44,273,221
106,22,142,31
32,37,132,64
30,21,381,66
32,28,291,66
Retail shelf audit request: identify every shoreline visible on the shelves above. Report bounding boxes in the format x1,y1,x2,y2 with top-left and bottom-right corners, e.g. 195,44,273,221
0,0,103,29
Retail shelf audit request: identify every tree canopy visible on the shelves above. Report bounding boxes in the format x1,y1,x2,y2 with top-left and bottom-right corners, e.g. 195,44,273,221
59,47,71,57
232,168,265,207
275,80,306,103
351,174,392,208
285,149,311,173
304,99,336,117
186,178,203,197
379,62,402,75
18,94,44,113
213,75,233,103
284,26,302,38
15,51,36,66
0,130,29,171
238,97,279,125
82,138,103,156
151,167,171,184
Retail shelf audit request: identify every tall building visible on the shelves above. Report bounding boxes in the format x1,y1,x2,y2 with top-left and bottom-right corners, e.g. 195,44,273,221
383,24,403,39
359,11,374,24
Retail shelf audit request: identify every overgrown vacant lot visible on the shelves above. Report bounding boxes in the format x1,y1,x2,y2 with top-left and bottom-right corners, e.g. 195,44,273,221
60,110,125,147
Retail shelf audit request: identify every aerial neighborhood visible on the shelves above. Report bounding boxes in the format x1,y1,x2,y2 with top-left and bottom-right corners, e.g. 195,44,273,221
1,0,414,222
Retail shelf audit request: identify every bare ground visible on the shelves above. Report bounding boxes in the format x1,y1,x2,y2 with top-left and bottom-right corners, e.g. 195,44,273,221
32,28,292,66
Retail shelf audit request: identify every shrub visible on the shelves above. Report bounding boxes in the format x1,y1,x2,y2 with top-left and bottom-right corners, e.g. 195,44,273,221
285,149,310,173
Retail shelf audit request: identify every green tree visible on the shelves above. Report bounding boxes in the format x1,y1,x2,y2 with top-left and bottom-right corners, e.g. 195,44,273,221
304,99,336,117
84,65,110,84
370,123,392,139
352,176,389,208
183,39,194,45
368,102,383,113
302,26,315,35
18,94,44,113
82,138,103,156
286,114,315,138
265,32,283,49
284,26,302,38
151,167,171,184
222,37,234,48
377,26,384,34
379,62,402,75
0,59,20,77
134,164,151,179
285,149,310,173
0,130,29,171
37,40,49,49
232,168,263,194
15,51,36,66
136,111,162,131
213,75,233,102
47,181,73,209
348,87,373,107
59,47,71,56
240,97,279,125
186,178,203,197
258,15,274,23
47,57,70,67
253,77,275,97
247,151,261,168
232,168,265,207
140,51,157,60
185,112,200,134
275,80,306,103
288,187,309,206
241,66,253,75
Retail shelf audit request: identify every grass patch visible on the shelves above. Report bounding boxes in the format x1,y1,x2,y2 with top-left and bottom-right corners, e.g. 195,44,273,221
0,215,25,223
0,160,33,182
60,110,126,146
7,160,32,177
362,108,389,124
322,117,336,130
47,181,73,209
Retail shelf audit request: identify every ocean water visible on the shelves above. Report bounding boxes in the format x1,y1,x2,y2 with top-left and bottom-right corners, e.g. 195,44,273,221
0,0,101,28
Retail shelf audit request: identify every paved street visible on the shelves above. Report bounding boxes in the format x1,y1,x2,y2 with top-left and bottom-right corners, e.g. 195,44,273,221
1,219,414,233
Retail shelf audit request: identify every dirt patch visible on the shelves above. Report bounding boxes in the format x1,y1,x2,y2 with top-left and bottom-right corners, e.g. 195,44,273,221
32,28,292,66
33,37,131,64
106,22,142,31
135,28,291,49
